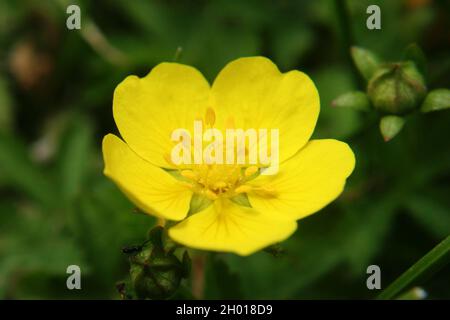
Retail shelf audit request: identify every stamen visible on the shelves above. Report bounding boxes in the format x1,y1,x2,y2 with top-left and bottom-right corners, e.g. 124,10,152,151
205,107,216,127
213,181,228,190
245,166,259,177
234,185,253,194
204,189,218,200
179,181,194,189
181,170,197,181
163,153,174,165
253,186,278,197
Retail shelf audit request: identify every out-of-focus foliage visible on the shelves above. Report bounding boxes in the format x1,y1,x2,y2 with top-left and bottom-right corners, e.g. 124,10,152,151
0,0,449,299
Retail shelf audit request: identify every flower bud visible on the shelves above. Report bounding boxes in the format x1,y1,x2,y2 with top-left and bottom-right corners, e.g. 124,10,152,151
368,62,427,115
128,226,190,299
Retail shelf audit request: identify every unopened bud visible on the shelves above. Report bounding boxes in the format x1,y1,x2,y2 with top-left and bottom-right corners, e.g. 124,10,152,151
128,226,190,299
368,62,427,115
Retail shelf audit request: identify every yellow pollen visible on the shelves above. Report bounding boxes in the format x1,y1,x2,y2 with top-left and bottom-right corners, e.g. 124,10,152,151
205,107,216,127
245,166,259,177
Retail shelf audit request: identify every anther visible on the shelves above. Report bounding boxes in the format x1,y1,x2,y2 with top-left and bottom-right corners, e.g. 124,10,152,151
213,181,228,190
253,186,277,197
204,189,218,200
245,166,259,177
163,153,174,165
205,107,216,127
181,170,197,181
234,185,253,194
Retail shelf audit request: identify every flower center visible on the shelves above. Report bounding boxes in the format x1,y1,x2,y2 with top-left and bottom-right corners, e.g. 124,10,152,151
180,164,258,200
168,107,278,200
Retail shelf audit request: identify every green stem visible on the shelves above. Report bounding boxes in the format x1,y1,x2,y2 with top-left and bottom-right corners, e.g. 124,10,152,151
192,253,206,299
377,235,450,300
335,0,354,52
173,46,183,62
334,0,360,85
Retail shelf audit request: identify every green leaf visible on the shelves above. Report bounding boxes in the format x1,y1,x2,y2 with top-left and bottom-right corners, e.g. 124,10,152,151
403,43,427,78
378,235,450,300
379,115,405,142
350,46,380,81
420,89,450,113
332,91,371,111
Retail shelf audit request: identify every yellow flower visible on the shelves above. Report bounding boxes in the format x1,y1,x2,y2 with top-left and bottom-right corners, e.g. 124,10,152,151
102,57,355,256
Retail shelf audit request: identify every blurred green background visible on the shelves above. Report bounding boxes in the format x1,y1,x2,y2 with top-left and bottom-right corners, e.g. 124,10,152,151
0,0,449,299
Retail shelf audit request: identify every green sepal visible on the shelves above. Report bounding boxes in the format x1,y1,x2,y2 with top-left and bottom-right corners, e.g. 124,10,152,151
379,115,405,142
403,43,427,78
350,46,380,81
420,89,450,113
332,91,371,111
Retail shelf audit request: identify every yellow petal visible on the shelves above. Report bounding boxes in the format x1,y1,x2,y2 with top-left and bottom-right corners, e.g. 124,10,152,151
168,198,297,256
211,56,319,164
102,134,193,221
113,62,210,168
248,139,355,221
